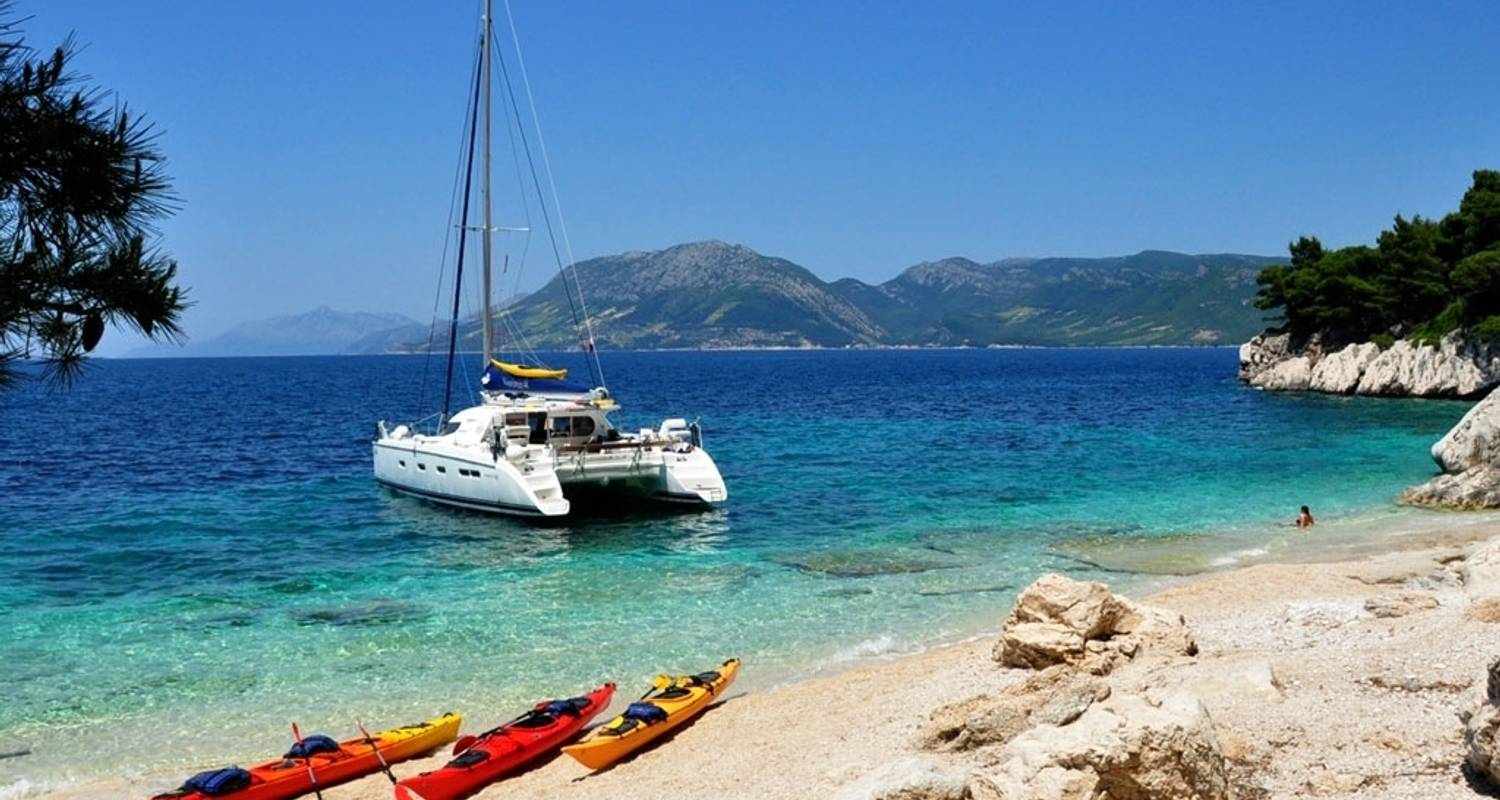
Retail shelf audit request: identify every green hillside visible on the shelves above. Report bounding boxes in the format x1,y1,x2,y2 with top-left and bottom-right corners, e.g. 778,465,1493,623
408,241,1283,352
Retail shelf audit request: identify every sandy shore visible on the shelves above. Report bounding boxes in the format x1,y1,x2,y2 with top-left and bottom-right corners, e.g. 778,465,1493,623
31,520,1500,800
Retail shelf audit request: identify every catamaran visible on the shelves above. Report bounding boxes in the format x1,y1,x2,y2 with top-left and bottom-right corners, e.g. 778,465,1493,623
371,1,727,518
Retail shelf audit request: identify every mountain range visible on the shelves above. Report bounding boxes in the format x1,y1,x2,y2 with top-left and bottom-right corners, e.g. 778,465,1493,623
128,307,423,357
130,243,1286,357
414,241,1284,352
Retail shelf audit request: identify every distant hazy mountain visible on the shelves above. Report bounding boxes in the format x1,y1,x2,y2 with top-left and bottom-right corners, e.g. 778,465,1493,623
418,241,1282,350
130,307,421,357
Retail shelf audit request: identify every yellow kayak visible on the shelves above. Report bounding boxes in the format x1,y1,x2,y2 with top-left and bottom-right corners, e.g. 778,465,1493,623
562,658,740,771
490,359,568,380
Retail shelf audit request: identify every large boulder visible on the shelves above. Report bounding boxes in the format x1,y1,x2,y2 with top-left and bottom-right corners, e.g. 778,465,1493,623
1400,467,1500,510
1464,539,1500,600
1253,356,1313,392
1308,342,1381,393
1462,657,1500,789
1238,330,1300,384
1402,390,1500,509
923,665,1111,752
996,574,1197,673
969,690,1231,800
1431,389,1500,474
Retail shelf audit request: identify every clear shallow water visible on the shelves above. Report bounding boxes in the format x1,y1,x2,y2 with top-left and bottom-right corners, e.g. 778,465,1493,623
0,348,1474,794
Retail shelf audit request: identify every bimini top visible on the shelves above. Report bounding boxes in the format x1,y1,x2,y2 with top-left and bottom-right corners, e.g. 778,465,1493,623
481,359,592,395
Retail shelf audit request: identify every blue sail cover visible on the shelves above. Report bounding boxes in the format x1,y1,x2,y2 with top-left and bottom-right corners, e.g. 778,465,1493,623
480,363,592,395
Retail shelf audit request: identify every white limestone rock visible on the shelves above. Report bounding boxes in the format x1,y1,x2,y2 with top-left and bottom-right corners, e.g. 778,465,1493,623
1432,389,1500,473
1251,356,1313,392
1238,330,1299,383
1308,342,1380,393
1462,657,1500,789
1356,332,1500,397
996,574,1196,673
833,756,971,800
969,690,1231,800
1401,390,1500,509
1463,538,1500,600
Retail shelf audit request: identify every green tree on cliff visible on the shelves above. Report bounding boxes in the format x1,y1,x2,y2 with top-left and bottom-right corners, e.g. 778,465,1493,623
1254,169,1500,342
0,3,187,387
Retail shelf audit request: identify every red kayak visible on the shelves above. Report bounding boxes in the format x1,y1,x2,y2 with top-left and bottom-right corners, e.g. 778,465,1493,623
394,684,615,800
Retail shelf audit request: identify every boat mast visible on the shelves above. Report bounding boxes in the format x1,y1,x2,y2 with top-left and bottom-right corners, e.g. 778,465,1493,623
480,0,495,368
439,12,485,425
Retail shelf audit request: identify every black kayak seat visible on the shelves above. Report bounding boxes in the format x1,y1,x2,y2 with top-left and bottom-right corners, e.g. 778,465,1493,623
599,718,639,737
448,749,490,768
511,713,556,729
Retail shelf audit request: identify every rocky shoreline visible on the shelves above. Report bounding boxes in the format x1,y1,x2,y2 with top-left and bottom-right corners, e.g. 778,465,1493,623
853,533,1500,800
40,523,1500,800
1239,329,1500,398
1239,327,1500,510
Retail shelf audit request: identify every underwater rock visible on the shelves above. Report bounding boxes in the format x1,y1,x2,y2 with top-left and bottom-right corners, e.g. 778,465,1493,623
773,551,962,578
819,586,877,598
292,598,429,627
916,584,1013,598
1046,532,1214,577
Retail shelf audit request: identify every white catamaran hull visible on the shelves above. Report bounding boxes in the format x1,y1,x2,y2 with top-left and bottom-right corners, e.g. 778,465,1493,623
372,440,570,517
553,444,728,505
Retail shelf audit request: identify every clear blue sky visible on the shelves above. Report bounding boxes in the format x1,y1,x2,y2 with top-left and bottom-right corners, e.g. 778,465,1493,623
17,1,1500,350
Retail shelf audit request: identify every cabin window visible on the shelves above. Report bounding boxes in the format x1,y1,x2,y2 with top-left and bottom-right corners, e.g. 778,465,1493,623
574,417,596,438
504,414,526,426
417,463,426,471
551,417,572,435
436,466,447,474
398,460,406,468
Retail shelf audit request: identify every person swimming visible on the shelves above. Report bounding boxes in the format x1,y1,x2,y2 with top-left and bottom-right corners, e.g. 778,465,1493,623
1297,505,1315,529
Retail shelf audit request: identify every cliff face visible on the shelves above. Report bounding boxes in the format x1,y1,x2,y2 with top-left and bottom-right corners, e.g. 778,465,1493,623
1239,329,1500,398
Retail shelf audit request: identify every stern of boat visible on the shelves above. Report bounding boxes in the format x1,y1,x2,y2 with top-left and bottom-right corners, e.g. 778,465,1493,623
657,445,729,505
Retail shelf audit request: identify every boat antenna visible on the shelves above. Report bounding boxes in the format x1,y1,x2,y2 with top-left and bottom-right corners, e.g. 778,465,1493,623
499,0,607,390
440,18,486,425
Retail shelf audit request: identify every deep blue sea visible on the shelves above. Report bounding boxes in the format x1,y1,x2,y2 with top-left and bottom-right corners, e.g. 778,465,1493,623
0,348,1477,794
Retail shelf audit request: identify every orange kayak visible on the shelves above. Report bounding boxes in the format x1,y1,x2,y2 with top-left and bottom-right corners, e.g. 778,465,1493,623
149,713,461,800
563,659,739,771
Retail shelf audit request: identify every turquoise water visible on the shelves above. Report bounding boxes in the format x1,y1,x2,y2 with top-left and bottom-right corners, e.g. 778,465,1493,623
0,348,1473,795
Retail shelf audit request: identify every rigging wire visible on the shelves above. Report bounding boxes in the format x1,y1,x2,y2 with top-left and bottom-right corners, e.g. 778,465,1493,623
440,29,487,424
416,14,486,429
492,4,605,389
494,26,538,365
502,0,605,389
